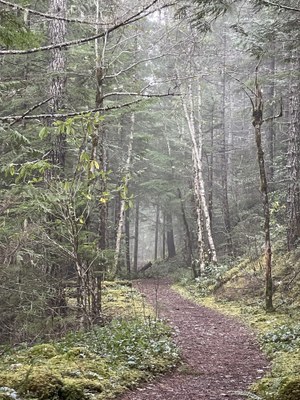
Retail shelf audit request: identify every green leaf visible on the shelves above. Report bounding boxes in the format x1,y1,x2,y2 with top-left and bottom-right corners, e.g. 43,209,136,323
39,127,48,140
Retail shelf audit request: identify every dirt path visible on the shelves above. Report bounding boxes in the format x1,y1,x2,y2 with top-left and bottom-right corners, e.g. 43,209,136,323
119,279,268,400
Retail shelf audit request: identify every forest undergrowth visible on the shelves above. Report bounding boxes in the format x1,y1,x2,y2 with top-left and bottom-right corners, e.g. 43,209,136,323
165,248,300,400
0,281,179,400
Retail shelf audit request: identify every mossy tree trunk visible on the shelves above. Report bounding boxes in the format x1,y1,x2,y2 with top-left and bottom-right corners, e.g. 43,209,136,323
287,54,300,250
252,68,274,312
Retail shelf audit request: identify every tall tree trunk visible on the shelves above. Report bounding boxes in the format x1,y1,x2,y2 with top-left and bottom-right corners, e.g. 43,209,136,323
177,188,193,267
266,51,276,184
133,195,140,274
114,113,135,274
182,82,217,263
46,0,67,316
166,212,176,259
162,212,166,259
192,151,205,275
48,0,67,167
154,204,159,260
207,104,214,227
95,27,108,250
252,70,273,312
287,55,300,249
125,206,131,275
220,33,233,256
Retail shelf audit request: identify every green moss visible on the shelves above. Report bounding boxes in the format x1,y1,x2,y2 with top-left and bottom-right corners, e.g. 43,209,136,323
277,378,300,400
19,367,63,399
27,344,58,359
64,347,93,360
62,377,103,393
0,282,179,400
60,382,87,400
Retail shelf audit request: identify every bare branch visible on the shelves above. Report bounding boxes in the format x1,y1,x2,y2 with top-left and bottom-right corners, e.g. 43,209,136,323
226,71,256,97
0,1,173,55
242,88,255,112
263,97,283,123
0,0,108,26
260,0,300,12
0,92,177,122
9,96,53,126
105,53,175,80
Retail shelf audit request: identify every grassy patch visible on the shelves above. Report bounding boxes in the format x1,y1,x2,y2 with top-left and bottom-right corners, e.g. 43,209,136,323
0,282,179,400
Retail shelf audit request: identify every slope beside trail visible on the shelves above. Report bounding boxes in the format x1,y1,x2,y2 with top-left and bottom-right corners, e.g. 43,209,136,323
119,279,268,400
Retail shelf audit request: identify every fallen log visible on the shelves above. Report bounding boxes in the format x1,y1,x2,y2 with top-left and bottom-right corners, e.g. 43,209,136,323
139,261,153,273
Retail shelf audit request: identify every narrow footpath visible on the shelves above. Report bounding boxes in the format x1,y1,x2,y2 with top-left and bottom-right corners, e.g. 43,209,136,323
119,279,268,400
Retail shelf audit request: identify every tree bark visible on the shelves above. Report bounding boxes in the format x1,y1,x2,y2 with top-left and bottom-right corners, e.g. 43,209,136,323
114,113,135,274
252,71,274,312
95,22,108,250
266,50,276,184
125,206,131,275
133,195,140,275
220,39,233,256
177,188,193,267
154,203,159,260
287,54,300,249
48,0,67,167
192,150,205,274
182,82,217,264
207,104,214,228
162,212,166,259
166,212,176,259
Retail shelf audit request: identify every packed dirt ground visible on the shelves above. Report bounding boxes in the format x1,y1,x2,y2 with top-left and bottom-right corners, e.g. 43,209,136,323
118,279,268,400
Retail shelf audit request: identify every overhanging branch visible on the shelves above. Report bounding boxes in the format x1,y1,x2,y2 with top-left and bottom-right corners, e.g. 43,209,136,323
0,0,108,25
9,96,54,126
0,1,173,55
0,93,178,122
260,0,300,12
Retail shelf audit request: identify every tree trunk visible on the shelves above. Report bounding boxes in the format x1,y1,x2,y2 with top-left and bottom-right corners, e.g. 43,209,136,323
154,204,159,260
252,71,273,312
287,55,300,250
125,206,131,275
48,0,67,167
192,151,205,275
95,43,108,250
114,113,135,274
207,105,214,227
133,195,140,275
177,188,193,267
221,41,233,256
182,82,217,263
162,212,166,259
266,51,276,184
166,212,176,259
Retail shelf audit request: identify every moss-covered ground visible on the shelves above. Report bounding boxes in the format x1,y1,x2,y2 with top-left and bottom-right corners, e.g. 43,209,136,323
173,249,300,400
0,281,179,400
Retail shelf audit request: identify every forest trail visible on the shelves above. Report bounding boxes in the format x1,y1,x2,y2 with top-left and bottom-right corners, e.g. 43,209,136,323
119,279,268,400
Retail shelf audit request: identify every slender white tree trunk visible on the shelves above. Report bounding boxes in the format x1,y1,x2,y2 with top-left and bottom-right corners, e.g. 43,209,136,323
182,82,217,263
114,113,135,274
